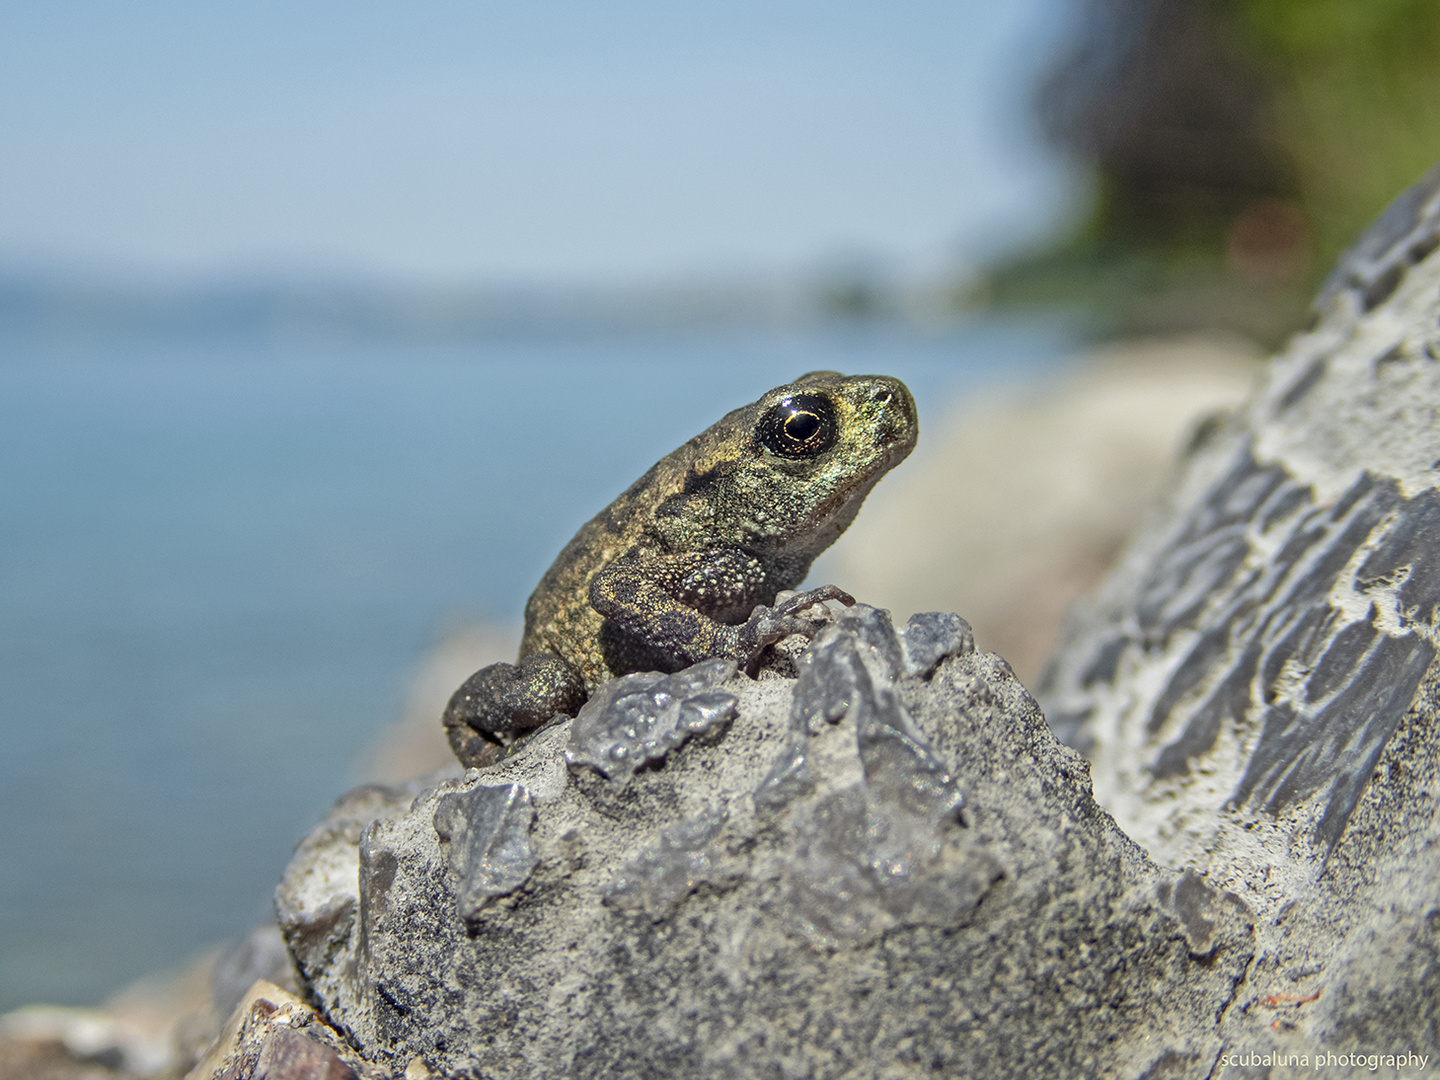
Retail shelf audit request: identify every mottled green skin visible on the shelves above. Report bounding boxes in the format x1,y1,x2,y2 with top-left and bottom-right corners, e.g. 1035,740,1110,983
443,371,917,767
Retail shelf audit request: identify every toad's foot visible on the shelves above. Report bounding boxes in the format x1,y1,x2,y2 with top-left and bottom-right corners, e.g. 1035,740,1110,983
442,652,586,769
736,584,854,672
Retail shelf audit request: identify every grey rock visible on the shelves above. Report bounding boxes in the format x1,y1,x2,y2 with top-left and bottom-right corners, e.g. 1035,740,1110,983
279,612,1255,1079
604,807,731,914
832,602,907,680
787,623,866,735
750,722,810,809
1040,164,1440,1071
898,610,974,678
854,670,963,825
184,980,389,1080
275,779,439,1015
754,607,969,816
563,657,738,786
1316,159,1440,314
431,784,538,924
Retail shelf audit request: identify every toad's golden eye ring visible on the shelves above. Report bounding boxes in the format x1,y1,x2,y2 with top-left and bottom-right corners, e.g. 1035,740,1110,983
757,393,838,458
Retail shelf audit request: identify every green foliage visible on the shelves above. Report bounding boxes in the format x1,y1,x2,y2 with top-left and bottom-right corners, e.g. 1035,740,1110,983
1232,0,1440,265
995,0,1440,339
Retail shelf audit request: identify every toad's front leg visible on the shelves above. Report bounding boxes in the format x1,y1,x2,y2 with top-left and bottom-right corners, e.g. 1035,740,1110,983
588,548,853,671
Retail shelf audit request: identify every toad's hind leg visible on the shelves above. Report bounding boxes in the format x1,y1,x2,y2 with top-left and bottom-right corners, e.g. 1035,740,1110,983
442,652,586,768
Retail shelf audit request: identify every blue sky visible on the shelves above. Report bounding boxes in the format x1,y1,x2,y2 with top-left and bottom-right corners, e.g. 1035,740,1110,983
0,1,1080,284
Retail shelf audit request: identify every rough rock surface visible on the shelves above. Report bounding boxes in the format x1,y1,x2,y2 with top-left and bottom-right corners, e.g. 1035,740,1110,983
1040,164,1440,1070
279,606,1257,1079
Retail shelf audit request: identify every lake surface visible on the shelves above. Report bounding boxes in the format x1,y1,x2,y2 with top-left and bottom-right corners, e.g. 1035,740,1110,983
0,320,1074,1010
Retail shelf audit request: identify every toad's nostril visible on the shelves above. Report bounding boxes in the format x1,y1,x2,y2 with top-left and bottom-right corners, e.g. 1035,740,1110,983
872,387,894,403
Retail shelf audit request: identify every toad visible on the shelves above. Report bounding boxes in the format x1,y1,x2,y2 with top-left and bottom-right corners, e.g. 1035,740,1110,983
443,371,918,767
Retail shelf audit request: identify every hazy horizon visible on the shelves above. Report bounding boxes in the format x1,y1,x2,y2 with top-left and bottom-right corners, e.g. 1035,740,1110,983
0,1,1080,288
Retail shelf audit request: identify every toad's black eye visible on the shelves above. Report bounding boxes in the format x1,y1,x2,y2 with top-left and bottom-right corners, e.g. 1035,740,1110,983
757,393,838,458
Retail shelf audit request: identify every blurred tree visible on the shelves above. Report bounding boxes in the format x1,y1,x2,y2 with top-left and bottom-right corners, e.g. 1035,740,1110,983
1236,0,1440,266
1039,0,1297,254
989,0,1440,340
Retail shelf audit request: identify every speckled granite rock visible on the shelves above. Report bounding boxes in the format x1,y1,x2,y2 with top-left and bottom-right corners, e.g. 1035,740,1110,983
279,607,1256,1079
1040,162,1440,1072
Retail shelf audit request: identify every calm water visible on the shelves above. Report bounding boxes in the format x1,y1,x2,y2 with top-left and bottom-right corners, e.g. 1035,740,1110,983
0,320,1073,1009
